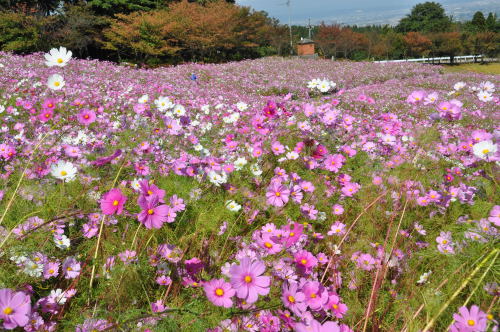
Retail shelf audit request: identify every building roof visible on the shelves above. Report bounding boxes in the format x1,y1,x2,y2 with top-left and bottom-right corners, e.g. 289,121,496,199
298,38,314,45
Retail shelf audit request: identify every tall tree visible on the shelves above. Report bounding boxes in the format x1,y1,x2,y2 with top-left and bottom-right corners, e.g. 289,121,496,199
470,11,486,32
396,2,451,33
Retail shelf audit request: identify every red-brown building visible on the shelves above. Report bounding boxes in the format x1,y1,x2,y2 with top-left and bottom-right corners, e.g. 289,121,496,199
297,38,315,56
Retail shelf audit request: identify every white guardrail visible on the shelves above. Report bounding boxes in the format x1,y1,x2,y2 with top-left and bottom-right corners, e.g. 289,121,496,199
374,55,484,63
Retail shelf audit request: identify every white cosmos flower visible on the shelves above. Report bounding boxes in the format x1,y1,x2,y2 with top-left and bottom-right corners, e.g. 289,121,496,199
154,96,174,111
233,157,247,170
50,289,68,304
236,102,248,111
207,171,227,186
54,235,71,249
50,160,77,182
23,259,43,277
479,81,495,93
201,105,210,114
286,151,299,160
472,140,497,160
0,105,4,114
47,74,65,90
131,178,142,191
250,164,262,176
173,104,186,116
417,271,432,284
225,200,241,212
307,78,320,89
453,82,466,91
477,90,493,102
44,46,72,67
138,94,149,103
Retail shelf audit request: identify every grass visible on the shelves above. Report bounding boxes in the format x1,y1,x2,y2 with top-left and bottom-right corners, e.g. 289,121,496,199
442,62,500,75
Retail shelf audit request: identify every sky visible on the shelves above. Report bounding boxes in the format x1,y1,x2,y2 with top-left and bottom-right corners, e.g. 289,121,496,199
236,0,500,26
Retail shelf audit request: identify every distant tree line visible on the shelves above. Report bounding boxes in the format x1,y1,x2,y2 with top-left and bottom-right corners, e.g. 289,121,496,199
313,2,499,62
0,0,498,64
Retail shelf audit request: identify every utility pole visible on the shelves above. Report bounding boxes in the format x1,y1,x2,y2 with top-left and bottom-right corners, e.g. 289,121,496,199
288,0,293,55
308,18,312,39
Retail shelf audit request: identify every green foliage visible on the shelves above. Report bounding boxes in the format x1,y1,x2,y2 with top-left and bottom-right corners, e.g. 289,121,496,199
87,0,163,16
396,1,452,33
0,11,44,52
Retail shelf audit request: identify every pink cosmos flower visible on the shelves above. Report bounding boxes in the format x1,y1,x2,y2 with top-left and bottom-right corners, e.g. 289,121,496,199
100,188,127,215
294,250,318,273
266,182,290,207
332,204,344,215
38,109,53,122
341,182,361,197
139,180,166,203
327,294,348,318
281,282,306,316
324,154,345,173
295,319,341,332
356,253,376,271
406,90,426,104
302,280,328,310
328,221,346,236
62,257,81,279
43,261,60,279
137,195,170,229
77,109,96,125
271,141,285,155
450,305,487,332
0,289,31,330
204,279,235,308
229,257,270,304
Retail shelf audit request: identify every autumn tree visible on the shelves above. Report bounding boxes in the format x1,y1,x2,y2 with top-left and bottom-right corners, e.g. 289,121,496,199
403,31,432,57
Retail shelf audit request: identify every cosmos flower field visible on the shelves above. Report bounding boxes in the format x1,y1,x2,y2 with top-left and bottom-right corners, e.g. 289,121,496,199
0,49,498,331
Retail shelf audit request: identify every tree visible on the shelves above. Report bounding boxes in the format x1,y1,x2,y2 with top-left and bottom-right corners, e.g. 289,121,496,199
403,31,432,57
87,0,163,16
485,12,499,32
430,32,462,64
470,11,486,32
396,2,451,33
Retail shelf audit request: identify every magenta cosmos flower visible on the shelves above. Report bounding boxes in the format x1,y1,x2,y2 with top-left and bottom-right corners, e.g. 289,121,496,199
230,257,270,304
450,305,487,332
266,182,290,207
295,319,341,332
77,108,96,125
281,282,307,316
137,195,169,229
204,279,235,308
100,188,127,215
0,288,31,330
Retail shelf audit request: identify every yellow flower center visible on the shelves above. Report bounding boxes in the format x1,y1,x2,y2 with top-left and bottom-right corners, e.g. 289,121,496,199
487,314,493,320
288,295,295,303
3,307,13,315
54,81,60,87
67,267,72,271
300,259,307,265
244,275,252,283
482,149,490,154
289,232,295,237
264,242,273,248
112,200,119,206
275,192,280,196
48,103,53,108
442,240,447,244
310,293,316,298
49,269,54,274
57,58,63,64
60,170,67,176
333,304,339,309
215,288,224,296
467,320,475,326
84,115,89,119
147,209,154,215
